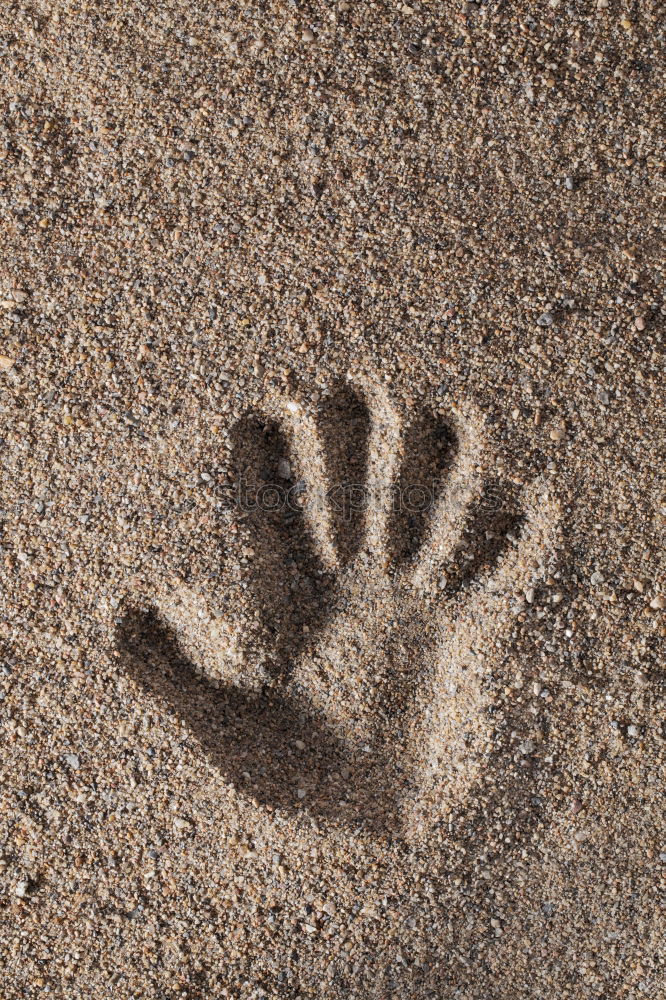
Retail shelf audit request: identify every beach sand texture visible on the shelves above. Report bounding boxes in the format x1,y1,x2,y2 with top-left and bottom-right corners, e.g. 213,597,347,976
0,1,664,997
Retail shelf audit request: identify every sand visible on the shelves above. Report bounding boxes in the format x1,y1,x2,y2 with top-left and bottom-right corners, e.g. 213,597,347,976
0,1,664,997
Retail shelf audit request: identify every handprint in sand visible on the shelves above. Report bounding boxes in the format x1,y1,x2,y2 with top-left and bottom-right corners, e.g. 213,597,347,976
117,382,559,839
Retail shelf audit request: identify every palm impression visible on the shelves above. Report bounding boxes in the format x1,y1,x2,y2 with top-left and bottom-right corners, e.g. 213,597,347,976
117,382,559,839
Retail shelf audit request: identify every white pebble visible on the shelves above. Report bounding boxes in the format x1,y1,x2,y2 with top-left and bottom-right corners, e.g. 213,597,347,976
14,880,30,898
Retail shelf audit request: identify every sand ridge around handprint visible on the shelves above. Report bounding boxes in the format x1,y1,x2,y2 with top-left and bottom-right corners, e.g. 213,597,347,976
117,380,561,840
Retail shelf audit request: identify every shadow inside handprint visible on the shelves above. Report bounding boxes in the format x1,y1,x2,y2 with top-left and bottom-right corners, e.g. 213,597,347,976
227,384,372,684
118,604,404,835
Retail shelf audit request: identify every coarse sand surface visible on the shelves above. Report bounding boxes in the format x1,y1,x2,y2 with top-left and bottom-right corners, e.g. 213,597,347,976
0,2,664,998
